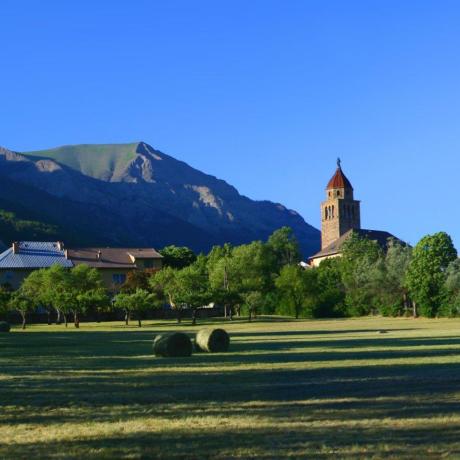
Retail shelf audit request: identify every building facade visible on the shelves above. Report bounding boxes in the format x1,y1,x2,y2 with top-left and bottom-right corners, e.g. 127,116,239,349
0,242,163,290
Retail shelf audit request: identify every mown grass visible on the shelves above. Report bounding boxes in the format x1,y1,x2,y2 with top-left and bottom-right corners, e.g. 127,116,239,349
1,317,460,459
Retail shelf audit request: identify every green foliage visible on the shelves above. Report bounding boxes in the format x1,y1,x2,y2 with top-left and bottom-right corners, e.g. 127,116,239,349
0,321,10,332
242,290,265,320
275,265,317,318
121,270,154,293
341,234,383,316
314,258,346,317
114,289,158,327
160,245,196,269
406,232,457,317
267,227,301,269
175,259,211,324
0,209,59,242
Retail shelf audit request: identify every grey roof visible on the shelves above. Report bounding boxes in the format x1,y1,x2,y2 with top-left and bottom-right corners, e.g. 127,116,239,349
0,242,74,269
309,228,404,260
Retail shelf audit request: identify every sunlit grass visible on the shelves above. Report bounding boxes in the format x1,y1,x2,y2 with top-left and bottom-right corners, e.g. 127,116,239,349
1,317,460,458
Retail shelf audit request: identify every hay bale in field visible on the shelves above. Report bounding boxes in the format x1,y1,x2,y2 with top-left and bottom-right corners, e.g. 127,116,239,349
195,328,230,353
0,321,10,332
153,332,193,357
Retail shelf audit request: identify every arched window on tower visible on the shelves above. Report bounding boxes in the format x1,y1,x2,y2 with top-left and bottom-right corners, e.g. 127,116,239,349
325,207,328,220
337,190,341,197
332,205,335,218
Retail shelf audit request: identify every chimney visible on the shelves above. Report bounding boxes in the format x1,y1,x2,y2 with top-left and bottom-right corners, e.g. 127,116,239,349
57,241,64,251
12,242,19,254
96,250,102,261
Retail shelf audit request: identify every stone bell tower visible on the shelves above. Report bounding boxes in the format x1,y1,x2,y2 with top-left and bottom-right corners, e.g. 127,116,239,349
321,159,361,249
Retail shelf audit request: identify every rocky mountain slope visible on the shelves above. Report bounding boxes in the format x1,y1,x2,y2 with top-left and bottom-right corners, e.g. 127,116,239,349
0,143,320,256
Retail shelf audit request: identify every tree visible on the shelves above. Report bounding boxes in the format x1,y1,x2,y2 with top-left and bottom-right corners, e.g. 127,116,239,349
275,265,317,318
21,269,54,323
208,244,240,319
267,227,302,269
314,258,346,317
340,234,383,316
9,291,33,329
442,259,460,317
42,264,73,327
242,291,264,321
160,245,196,269
121,270,155,293
405,232,457,317
175,258,211,325
149,267,183,322
367,240,412,316
114,289,157,327
68,264,107,328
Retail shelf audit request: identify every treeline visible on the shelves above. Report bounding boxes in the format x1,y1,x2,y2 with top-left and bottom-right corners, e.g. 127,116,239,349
1,228,460,328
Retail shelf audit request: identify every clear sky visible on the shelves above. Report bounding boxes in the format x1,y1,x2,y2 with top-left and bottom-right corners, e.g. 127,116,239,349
2,0,460,248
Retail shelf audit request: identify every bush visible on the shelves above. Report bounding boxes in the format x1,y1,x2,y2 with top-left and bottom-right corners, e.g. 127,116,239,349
195,328,230,353
0,321,10,332
153,332,192,357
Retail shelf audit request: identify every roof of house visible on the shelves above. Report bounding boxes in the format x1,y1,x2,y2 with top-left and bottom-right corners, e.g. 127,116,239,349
0,242,74,269
309,228,403,260
326,167,353,190
67,247,162,269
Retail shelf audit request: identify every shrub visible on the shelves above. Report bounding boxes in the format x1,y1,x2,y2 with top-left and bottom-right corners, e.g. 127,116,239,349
195,328,230,353
153,332,192,357
0,321,10,332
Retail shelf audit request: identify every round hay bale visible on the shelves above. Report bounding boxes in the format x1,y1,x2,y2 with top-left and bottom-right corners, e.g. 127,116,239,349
153,332,192,357
0,321,10,333
195,328,230,353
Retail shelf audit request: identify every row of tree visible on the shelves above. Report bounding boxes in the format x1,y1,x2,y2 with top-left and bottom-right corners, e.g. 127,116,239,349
1,228,460,328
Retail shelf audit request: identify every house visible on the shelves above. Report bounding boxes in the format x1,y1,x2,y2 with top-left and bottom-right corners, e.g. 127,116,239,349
308,160,404,267
0,241,73,288
66,247,163,291
0,241,163,290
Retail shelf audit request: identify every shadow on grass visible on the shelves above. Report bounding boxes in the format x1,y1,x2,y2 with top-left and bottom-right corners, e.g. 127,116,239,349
1,327,460,458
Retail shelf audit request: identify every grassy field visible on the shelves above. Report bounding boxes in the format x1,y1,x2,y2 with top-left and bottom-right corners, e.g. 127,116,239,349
1,317,460,459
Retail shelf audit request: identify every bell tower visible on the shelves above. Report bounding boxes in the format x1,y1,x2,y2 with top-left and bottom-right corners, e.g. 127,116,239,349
321,159,361,249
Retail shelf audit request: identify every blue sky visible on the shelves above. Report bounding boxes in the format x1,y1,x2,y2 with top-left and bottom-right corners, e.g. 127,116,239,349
2,0,460,248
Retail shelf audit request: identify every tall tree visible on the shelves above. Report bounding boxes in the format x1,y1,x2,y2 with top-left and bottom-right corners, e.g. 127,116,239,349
175,257,211,325
150,267,183,322
340,234,383,316
275,265,317,318
160,245,196,269
267,227,302,269
405,232,457,317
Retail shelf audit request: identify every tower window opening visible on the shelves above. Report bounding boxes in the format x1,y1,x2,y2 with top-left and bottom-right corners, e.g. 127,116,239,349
325,207,328,220
332,205,335,218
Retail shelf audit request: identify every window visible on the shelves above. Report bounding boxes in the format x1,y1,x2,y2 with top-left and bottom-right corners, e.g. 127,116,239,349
143,259,154,269
337,190,341,197
325,208,328,220
112,273,127,285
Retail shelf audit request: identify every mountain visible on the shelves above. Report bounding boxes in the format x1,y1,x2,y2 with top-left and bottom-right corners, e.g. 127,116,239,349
0,143,320,256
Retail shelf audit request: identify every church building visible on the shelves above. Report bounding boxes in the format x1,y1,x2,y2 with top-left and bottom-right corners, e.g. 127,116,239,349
308,160,400,267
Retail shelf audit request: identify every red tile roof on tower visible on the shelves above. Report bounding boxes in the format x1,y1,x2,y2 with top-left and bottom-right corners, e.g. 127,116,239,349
326,166,353,190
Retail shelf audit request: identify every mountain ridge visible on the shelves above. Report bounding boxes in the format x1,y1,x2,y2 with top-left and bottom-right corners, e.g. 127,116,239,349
1,142,320,256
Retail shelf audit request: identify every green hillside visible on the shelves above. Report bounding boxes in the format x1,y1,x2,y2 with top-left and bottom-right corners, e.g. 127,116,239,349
0,209,59,246
23,143,139,180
